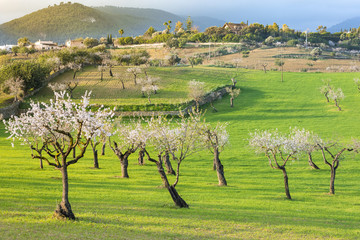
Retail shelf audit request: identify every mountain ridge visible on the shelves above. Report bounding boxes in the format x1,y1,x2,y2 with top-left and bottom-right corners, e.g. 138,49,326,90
0,3,225,45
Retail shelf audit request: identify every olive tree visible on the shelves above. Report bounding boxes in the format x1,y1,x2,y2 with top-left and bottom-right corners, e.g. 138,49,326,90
249,128,307,199
275,59,285,82
4,91,113,220
4,77,25,102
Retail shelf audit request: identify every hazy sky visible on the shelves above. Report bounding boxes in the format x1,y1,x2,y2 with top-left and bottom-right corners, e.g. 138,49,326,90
1,0,360,30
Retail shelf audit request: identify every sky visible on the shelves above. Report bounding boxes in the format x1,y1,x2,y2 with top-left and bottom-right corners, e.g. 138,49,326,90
1,0,360,30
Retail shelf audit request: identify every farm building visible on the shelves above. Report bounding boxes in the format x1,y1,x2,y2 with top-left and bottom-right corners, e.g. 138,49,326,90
222,22,248,35
34,40,60,50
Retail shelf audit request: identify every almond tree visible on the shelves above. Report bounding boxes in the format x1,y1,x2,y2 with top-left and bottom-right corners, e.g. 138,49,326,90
4,91,114,220
114,73,128,90
67,62,82,79
301,130,323,169
317,141,356,194
188,80,205,110
249,128,306,199
201,122,229,186
328,88,344,111
109,119,147,178
127,67,142,85
98,65,107,81
319,79,332,102
226,87,241,107
50,79,80,99
145,111,203,208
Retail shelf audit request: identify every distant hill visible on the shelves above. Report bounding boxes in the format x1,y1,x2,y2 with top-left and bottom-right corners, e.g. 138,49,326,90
0,3,225,45
328,17,360,33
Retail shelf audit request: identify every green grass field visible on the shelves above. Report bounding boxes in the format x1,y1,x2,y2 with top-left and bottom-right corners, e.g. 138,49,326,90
1,67,360,239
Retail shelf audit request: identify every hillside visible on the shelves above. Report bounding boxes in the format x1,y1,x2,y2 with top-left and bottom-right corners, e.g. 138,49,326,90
328,17,360,33
0,3,224,45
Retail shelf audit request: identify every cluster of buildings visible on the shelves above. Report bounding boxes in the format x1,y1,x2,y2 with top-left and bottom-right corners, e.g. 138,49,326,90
0,39,87,53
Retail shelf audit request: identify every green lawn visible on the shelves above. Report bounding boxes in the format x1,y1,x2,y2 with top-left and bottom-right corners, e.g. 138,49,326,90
1,67,360,239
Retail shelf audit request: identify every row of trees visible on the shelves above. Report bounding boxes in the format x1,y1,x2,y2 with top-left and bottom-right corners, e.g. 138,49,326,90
4,91,231,220
111,20,359,49
249,128,360,199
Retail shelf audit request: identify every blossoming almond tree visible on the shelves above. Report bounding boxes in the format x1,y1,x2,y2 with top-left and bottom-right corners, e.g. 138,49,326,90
328,88,345,111
145,111,203,208
201,122,229,186
109,119,148,178
317,141,356,194
4,91,114,220
249,128,307,199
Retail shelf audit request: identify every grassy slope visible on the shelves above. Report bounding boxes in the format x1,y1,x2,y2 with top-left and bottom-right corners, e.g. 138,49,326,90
25,66,229,107
1,68,360,239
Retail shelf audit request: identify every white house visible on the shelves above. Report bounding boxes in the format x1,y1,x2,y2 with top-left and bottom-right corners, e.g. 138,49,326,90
0,45,16,52
34,40,60,50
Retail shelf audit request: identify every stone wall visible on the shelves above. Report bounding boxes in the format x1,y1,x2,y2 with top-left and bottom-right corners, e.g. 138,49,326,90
115,85,231,117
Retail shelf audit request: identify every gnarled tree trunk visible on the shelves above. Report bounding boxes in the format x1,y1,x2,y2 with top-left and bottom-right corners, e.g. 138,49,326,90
163,152,175,175
308,153,320,169
155,158,188,208
230,98,234,107
120,154,129,178
138,148,145,165
214,149,227,186
54,165,75,220
281,167,291,200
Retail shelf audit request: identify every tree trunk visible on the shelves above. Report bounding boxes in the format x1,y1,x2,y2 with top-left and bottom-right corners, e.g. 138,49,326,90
109,68,113,77
155,159,188,208
72,148,76,159
93,149,99,169
213,158,216,170
120,155,129,178
73,71,77,79
163,152,175,175
39,152,43,169
138,149,145,165
325,93,329,102
330,167,336,194
121,81,125,89
230,98,234,107
134,75,137,85
101,71,103,81
214,149,227,186
148,96,151,104
54,165,75,220
335,100,341,111
281,168,291,200
101,143,105,156
308,153,320,169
